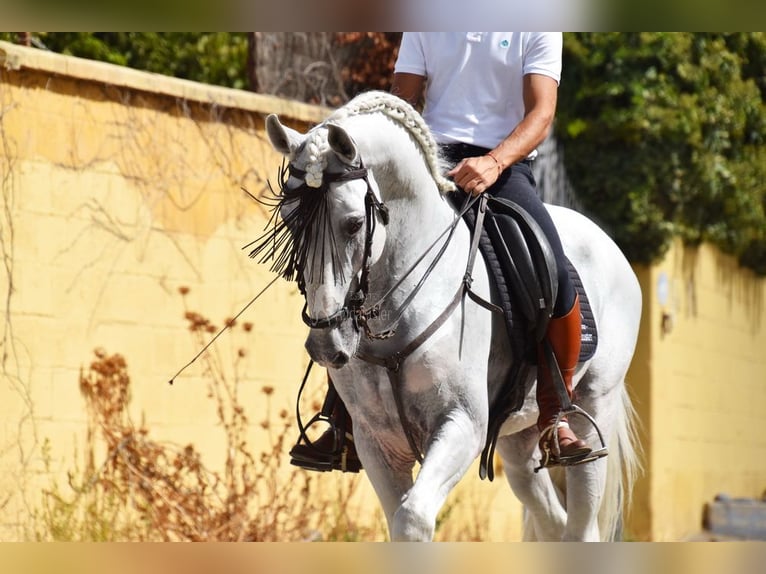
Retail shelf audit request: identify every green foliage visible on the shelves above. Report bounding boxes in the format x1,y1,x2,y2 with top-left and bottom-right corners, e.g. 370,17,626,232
9,33,250,90
558,33,766,273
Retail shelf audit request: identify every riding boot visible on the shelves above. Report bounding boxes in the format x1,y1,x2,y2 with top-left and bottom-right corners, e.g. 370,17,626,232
536,294,591,465
289,378,362,473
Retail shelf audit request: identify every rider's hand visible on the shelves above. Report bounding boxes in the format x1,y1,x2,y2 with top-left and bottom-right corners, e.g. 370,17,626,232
447,154,503,196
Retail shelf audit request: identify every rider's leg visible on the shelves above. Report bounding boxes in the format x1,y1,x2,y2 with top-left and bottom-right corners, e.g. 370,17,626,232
488,160,590,462
536,293,591,460
289,376,361,473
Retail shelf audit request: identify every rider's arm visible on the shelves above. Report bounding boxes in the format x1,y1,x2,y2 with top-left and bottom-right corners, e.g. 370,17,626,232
391,73,426,109
448,73,558,196
488,73,558,171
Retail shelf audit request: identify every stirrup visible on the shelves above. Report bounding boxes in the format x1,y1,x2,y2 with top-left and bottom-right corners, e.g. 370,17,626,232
289,414,361,473
534,405,609,473
290,442,360,473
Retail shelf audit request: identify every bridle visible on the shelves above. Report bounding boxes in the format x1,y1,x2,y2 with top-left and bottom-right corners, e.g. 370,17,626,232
295,152,500,338
291,160,390,336
289,154,499,467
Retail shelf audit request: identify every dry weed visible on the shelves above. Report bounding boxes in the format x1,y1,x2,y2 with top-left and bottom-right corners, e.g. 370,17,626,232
36,288,384,541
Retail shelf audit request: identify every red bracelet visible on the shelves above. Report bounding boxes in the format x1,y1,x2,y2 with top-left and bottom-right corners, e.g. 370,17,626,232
487,151,502,173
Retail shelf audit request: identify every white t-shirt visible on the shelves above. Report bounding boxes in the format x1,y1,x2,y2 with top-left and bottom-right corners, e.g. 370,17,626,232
394,32,562,150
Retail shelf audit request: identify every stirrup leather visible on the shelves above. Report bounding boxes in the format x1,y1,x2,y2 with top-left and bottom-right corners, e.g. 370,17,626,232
534,406,609,473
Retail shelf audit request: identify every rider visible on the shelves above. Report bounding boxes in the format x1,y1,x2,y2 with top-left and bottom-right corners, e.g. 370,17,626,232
290,32,591,473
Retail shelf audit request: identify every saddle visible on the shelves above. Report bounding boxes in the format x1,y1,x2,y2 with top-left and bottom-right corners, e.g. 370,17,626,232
449,192,599,480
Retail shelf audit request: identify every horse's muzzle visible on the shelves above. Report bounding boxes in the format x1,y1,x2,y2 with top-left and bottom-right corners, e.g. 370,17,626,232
305,324,359,369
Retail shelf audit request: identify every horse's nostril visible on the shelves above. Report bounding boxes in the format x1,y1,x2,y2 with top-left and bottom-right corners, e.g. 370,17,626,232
332,352,349,366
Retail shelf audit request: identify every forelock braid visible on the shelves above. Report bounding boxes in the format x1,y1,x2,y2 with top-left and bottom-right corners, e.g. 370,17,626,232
303,129,329,188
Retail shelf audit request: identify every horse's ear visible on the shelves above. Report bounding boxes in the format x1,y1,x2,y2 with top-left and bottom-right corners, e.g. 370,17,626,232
266,114,304,157
327,124,358,165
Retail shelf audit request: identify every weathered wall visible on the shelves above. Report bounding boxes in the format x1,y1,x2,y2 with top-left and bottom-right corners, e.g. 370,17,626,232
0,40,363,539
0,41,523,541
627,241,766,541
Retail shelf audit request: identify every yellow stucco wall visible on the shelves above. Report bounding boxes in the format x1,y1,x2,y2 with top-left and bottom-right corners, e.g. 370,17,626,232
627,241,766,541
0,41,524,541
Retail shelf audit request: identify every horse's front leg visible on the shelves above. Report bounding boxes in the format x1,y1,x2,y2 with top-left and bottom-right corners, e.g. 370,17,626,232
389,408,486,541
352,426,416,536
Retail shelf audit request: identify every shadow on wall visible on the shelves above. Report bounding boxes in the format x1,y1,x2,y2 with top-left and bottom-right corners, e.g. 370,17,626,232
678,244,764,334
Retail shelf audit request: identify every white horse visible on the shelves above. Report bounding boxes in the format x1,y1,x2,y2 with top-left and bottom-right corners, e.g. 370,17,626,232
261,91,642,541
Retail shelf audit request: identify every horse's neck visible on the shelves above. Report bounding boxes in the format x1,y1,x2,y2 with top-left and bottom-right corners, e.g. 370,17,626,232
347,114,455,235
341,114,467,301
331,93,454,194
341,112,452,214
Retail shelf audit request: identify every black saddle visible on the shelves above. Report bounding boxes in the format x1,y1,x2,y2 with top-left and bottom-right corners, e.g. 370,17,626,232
449,192,598,480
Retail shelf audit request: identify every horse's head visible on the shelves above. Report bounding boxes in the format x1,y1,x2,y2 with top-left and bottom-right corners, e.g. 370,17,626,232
262,114,388,368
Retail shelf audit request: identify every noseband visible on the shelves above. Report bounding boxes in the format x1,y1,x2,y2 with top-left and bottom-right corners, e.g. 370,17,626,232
293,160,389,335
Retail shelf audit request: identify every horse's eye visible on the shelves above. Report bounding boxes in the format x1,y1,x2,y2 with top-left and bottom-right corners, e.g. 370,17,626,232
345,217,365,236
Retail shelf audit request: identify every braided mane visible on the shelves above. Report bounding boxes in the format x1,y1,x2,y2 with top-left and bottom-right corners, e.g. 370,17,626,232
327,91,456,193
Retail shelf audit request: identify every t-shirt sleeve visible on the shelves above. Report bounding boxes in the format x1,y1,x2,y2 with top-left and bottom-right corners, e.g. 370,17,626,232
523,32,563,84
394,32,427,76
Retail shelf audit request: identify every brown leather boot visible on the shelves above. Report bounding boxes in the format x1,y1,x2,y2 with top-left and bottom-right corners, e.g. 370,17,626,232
536,294,591,466
289,379,362,473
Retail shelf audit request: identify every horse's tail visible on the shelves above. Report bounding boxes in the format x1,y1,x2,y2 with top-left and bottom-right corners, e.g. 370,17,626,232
599,382,642,541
